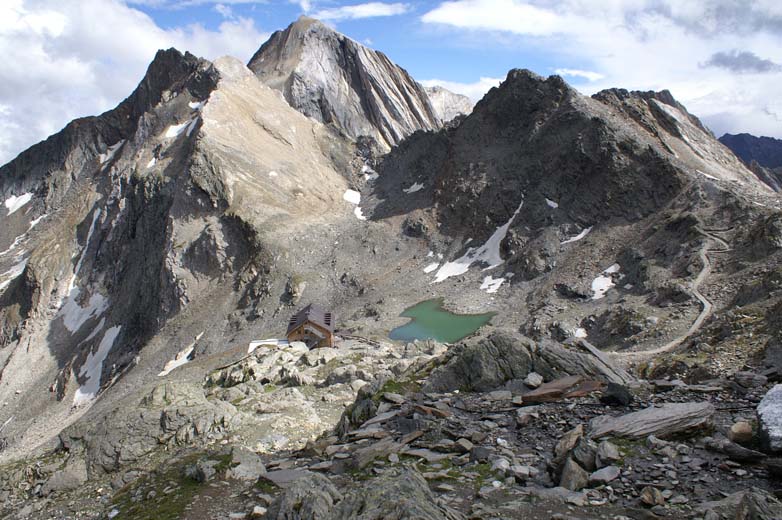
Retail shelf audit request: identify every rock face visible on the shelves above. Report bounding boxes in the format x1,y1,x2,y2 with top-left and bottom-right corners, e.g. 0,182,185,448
424,86,474,122
758,384,782,452
248,16,440,148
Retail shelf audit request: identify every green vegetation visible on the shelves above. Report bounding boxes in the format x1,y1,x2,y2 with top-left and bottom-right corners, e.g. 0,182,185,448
110,454,202,520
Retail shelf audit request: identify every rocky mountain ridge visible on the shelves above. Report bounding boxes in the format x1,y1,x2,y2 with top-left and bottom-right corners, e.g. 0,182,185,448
248,16,441,149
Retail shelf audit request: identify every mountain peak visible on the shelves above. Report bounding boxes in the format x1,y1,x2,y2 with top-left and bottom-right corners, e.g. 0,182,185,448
247,18,440,148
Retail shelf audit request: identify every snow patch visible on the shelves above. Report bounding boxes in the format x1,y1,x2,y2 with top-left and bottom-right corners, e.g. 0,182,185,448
29,214,46,228
573,328,587,338
561,226,592,245
480,275,505,293
60,292,108,333
4,193,33,215
0,259,28,292
591,263,620,300
165,121,189,138
545,198,559,209
433,200,524,283
158,346,195,377
268,171,279,177
343,189,366,220
73,326,121,406
98,140,124,165
403,182,424,194
0,234,26,256
146,157,156,169
343,189,361,205
189,101,204,110
185,117,199,137
696,169,718,181
423,262,439,273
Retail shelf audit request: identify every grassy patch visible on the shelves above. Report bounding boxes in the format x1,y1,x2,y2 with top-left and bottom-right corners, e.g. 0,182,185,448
109,454,202,520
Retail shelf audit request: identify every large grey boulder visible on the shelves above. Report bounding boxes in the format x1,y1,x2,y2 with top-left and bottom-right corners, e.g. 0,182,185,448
332,468,464,520
758,384,782,452
423,332,632,393
424,333,534,392
590,402,715,440
40,458,88,496
697,489,782,520
265,471,342,520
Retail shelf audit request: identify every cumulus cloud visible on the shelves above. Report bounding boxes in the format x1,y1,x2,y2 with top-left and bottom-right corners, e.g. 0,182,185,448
419,77,503,102
554,68,604,82
702,50,781,74
420,0,782,139
312,2,410,21
0,0,268,165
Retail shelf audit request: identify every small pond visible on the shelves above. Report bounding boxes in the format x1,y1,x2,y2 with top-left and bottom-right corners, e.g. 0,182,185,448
388,298,496,344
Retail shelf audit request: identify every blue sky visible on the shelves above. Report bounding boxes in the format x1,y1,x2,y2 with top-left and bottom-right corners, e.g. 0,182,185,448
131,1,556,86
2,1,782,165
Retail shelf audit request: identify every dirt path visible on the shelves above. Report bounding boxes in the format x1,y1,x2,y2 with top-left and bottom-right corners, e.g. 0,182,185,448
612,228,730,364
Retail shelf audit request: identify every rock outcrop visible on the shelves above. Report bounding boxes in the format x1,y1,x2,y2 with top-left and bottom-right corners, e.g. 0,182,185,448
248,16,440,148
424,86,474,122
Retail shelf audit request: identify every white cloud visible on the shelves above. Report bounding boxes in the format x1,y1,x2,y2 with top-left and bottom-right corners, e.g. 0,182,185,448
312,2,409,21
214,3,234,18
554,68,604,82
0,0,268,166
420,77,503,102
420,0,782,138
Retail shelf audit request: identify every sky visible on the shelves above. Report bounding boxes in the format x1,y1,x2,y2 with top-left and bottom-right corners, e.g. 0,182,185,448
1,0,782,166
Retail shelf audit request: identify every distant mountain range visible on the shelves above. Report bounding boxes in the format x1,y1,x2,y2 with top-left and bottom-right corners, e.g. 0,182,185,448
720,133,782,191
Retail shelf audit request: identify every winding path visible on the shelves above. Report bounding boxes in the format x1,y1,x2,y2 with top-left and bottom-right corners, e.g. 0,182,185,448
613,228,730,363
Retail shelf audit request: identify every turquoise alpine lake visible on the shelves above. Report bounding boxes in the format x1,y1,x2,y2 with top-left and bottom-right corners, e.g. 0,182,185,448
388,298,496,344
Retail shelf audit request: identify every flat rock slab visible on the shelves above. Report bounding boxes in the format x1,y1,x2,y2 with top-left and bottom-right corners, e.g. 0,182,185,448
589,402,715,440
522,375,583,403
258,469,310,488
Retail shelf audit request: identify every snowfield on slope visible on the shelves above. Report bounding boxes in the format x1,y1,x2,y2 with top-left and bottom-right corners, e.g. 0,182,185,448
433,200,524,283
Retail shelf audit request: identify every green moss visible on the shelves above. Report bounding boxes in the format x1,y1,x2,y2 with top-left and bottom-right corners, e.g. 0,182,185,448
110,455,203,520
371,379,421,403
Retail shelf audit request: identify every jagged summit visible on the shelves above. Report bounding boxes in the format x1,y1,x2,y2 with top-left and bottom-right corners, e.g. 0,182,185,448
247,16,440,148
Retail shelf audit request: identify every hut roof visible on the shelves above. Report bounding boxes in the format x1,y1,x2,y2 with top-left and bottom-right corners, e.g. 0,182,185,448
287,304,335,335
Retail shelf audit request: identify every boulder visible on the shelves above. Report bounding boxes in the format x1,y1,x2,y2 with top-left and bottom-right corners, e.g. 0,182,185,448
524,372,543,388
640,486,665,507
595,440,621,468
332,468,465,519
697,489,782,520
590,402,715,440
758,384,782,452
599,382,633,406
227,447,266,481
40,458,88,496
424,333,534,392
589,465,620,485
559,457,589,491
423,332,633,393
265,471,342,519
728,421,754,444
